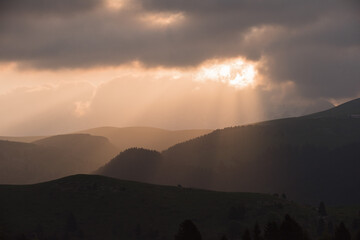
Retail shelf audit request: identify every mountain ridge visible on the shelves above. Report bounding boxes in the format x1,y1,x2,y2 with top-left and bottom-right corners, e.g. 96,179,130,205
0,134,118,184
97,98,360,205
78,126,213,151
305,97,360,119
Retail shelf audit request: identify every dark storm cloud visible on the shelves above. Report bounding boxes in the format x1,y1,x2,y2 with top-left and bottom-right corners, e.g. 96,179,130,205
0,0,359,98
0,0,101,16
140,0,331,25
259,12,360,98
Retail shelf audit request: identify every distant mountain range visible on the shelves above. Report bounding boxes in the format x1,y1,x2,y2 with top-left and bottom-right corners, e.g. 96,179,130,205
78,126,212,151
0,128,211,184
1,98,359,204
0,135,45,143
97,98,360,204
0,127,212,151
0,134,117,184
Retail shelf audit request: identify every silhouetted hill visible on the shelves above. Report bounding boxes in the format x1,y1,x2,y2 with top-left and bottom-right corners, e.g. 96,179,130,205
95,148,162,183
34,134,115,156
97,98,360,205
0,136,46,143
0,174,320,240
0,126,210,184
305,97,360,119
161,118,360,204
0,134,118,184
79,126,213,151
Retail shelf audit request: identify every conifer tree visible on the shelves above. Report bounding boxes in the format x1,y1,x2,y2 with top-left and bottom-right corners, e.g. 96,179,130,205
317,218,325,236
242,228,251,240
355,229,360,240
280,214,307,240
66,213,78,232
264,221,279,240
318,202,327,217
327,221,334,234
174,220,202,240
220,235,228,240
334,222,351,240
253,222,262,240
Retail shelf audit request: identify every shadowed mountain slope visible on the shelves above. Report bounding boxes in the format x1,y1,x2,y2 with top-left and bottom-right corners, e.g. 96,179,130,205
0,174,319,240
95,148,163,183
0,127,210,184
0,134,118,184
97,98,360,204
305,98,360,119
79,126,213,151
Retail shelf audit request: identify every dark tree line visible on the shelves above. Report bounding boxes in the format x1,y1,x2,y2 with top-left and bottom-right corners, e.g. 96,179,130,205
3,205,359,240
175,215,360,240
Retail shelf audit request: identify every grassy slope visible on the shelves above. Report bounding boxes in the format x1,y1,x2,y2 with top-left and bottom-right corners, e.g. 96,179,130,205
0,175,318,240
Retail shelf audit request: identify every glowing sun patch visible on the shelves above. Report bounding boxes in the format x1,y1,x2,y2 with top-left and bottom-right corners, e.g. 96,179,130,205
196,58,257,89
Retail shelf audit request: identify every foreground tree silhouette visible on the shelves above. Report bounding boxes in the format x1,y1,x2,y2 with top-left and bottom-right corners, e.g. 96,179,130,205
264,221,279,240
280,214,308,240
334,222,351,240
242,228,251,240
0,226,4,240
317,218,325,236
318,201,327,217
253,222,262,240
16,234,29,240
66,213,78,232
327,221,334,234
355,229,360,240
220,235,228,240
174,220,202,240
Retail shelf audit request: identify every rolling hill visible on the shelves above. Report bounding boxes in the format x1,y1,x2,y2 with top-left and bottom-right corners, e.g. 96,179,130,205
0,136,46,143
97,98,360,205
0,127,211,184
95,148,163,183
78,126,213,151
0,134,118,184
0,174,320,240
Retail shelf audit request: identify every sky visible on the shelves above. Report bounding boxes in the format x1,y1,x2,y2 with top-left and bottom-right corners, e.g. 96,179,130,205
0,0,359,136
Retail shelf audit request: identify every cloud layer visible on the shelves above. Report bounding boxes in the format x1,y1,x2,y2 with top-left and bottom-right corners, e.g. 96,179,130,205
0,0,359,135
1,0,359,99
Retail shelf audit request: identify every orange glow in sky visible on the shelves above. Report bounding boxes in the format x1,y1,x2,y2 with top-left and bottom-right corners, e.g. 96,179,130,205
0,57,264,135
105,0,125,10
140,12,185,27
196,58,258,89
